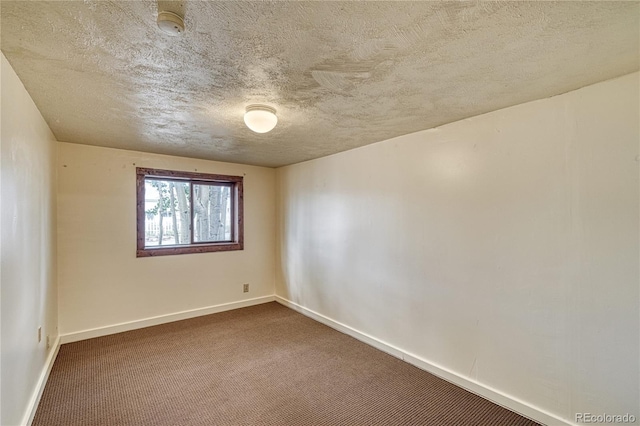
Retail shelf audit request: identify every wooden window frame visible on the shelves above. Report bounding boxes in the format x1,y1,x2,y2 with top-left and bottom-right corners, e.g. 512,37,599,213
136,167,244,257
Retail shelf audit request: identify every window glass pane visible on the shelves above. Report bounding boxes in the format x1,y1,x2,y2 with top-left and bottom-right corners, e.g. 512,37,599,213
137,168,243,257
144,180,191,246
193,183,232,243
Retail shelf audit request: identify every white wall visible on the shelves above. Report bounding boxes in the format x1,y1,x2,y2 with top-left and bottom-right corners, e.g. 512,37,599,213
58,143,276,335
276,73,639,425
1,54,58,426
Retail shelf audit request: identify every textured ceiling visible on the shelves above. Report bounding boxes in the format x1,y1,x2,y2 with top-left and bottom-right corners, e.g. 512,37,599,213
1,1,638,167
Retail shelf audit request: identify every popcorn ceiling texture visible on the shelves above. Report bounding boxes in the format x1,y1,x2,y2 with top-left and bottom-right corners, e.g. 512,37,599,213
1,1,638,167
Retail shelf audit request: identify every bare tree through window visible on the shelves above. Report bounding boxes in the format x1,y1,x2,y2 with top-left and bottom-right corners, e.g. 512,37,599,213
136,168,243,257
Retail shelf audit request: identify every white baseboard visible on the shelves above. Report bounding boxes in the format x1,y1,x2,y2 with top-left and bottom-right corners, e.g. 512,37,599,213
61,295,275,344
23,335,61,426
275,295,573,426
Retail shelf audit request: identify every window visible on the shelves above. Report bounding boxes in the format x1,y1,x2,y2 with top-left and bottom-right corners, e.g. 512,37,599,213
136,168,243,257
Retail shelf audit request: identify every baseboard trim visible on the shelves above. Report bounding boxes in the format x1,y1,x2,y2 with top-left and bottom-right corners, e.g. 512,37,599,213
22,335,61,426
275,295,572,426
61,296,276,344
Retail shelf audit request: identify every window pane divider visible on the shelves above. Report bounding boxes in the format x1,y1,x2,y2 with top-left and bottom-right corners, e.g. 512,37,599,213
189,181,194,245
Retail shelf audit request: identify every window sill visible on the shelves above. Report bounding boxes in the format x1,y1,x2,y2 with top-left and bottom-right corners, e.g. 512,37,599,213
136,242,243,257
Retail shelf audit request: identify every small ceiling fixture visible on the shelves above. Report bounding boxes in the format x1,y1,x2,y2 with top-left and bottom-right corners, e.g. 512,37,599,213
244,105,278,133
157,11,185,36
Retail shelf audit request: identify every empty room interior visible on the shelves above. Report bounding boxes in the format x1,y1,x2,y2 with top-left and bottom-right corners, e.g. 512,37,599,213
1,1,639,426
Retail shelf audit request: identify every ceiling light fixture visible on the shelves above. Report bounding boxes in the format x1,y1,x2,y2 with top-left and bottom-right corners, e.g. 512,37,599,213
244,105,278,133
157,11,185,36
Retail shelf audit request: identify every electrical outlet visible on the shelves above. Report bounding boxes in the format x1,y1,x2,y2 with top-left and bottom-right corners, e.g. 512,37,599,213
38,327,42,343
243,283,249,293
46,335,51,350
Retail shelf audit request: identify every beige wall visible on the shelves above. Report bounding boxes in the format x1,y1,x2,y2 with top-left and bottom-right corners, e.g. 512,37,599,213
57,143,276,335
276,72,639,424
1,54,58,426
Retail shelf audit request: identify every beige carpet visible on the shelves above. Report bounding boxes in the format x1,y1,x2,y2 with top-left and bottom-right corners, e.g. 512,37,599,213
34,302,539,425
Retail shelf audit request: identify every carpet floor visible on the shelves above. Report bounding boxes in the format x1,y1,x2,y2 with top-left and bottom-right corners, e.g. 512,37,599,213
34,302,539,426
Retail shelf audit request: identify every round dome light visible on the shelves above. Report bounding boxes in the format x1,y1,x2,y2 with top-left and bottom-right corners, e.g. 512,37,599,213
244,105,277,133
157,11,185,36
